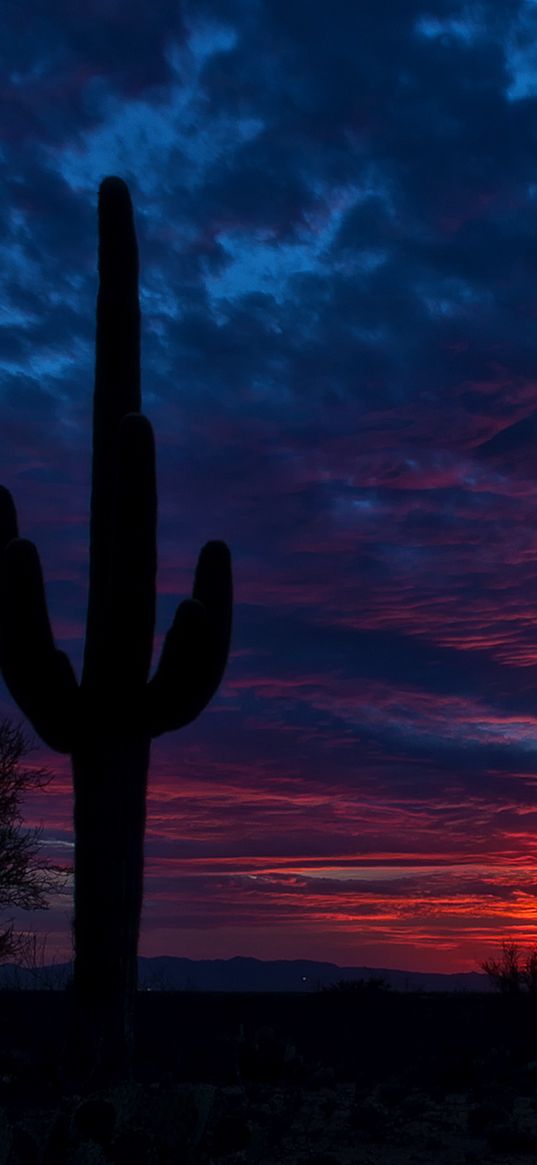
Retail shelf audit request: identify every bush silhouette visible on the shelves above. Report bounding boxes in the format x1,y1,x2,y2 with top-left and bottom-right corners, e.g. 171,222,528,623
321,976,391,993
478,938,537,995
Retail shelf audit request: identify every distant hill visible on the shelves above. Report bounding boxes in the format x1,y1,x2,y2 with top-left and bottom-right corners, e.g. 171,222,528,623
0,955,493,992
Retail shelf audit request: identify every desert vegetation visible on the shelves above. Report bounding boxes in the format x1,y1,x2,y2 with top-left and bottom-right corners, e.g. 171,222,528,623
3,960,537,1162
0,178,232,1089
2,179,537,1159
0,717,67,967
320,975,391,993
479,938,537,995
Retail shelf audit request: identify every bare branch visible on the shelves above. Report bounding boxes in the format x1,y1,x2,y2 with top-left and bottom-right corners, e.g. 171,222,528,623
479,938,526,994
0,717,67,963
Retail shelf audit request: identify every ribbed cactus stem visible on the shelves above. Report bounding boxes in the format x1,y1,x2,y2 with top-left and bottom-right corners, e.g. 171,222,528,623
0,178,233,1086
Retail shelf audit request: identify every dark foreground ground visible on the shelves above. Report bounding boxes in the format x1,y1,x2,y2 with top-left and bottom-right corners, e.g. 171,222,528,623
2,989,537,1162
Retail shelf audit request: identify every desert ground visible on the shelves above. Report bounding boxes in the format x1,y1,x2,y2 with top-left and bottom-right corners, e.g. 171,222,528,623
2,989,537,1163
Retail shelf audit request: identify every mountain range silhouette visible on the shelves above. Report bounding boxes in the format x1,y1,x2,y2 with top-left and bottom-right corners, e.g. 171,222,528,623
0,955,492,993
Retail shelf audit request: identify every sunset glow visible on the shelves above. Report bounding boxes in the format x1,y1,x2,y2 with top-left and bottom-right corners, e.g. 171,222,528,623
4,0,537,975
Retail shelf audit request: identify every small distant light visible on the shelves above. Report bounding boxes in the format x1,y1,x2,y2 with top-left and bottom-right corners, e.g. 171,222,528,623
301,976,307,981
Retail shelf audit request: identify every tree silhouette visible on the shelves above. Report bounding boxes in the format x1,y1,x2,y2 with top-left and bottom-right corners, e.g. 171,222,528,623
479,937,537,995
0,178,233,1086
0,718,66,965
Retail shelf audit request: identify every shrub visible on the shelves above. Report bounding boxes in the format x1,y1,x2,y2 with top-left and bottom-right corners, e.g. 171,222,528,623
479,938,537,995
321,975,391,993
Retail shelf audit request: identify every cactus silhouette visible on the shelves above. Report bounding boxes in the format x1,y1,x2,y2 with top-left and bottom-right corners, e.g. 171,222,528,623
0,178,232,1083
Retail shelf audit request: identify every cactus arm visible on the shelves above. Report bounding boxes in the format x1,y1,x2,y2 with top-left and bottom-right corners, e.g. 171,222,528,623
108,412,157,711
192,539,233,667
145,597,209,736
145,540,232,737
82,177,141,691
0,539,79,753
0,485,18,548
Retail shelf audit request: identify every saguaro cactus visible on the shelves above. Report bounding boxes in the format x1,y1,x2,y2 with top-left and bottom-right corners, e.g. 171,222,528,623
0,178,233,1083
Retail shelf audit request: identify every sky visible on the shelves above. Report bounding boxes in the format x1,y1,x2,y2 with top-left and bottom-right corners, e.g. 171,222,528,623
3,0,537,975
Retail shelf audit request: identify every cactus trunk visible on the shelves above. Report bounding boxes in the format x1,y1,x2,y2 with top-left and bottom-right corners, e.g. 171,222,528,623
69,732,150,1081
0,177,233,1089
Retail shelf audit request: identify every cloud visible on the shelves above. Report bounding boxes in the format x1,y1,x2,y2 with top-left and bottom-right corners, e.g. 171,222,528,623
3,0,537,969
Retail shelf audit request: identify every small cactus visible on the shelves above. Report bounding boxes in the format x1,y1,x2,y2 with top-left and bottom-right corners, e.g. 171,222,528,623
0,178,233,1083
